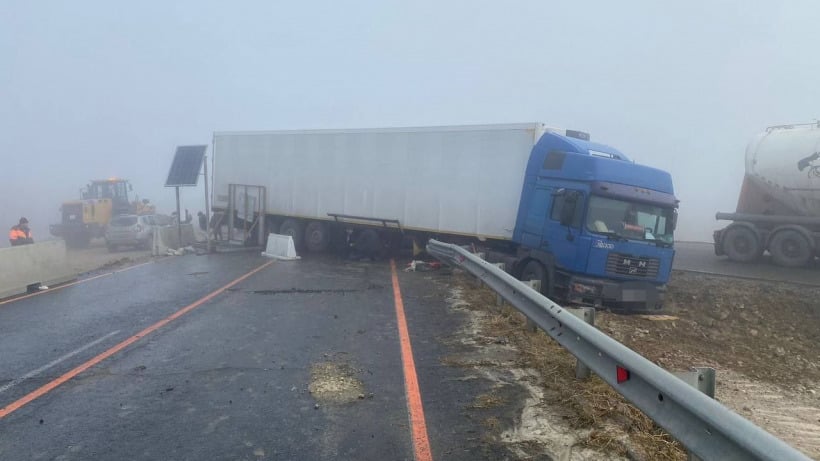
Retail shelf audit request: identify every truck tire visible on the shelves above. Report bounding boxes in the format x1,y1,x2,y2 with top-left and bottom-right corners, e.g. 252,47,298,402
279,219,305,250
304,221,331,252
722,226,761,263
353,229,381,260
520,260,547,294
768,229,812,267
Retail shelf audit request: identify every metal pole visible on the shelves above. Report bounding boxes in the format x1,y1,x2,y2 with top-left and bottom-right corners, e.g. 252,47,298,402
203,154,211,253
243,185,249,243
567,307,596,379
175,186,182,248
257,186,266,247
525,279,541,332
228,185,235,243
673,367,717,461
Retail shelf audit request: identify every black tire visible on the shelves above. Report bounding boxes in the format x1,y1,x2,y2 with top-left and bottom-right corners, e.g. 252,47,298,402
304,221,331,252
279,219,305,250
768,229,812,267
353,229,381,260
520,260,547,294
722,226,761,263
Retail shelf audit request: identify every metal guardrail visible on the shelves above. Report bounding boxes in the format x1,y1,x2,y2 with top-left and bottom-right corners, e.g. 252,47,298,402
426,239,812,461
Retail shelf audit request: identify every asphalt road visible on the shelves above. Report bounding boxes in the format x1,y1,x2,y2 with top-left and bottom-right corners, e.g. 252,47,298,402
673,241,820,286
0,253,502,461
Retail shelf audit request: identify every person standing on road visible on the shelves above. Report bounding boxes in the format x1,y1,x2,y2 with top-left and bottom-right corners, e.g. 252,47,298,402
9,217,34,246
210,212,224,241
198,211,207,231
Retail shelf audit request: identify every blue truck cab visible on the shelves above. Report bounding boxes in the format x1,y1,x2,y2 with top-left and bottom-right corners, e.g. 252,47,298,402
512,131,677,311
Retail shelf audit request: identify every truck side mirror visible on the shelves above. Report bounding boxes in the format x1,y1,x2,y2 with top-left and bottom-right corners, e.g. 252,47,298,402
560,192,579,227
670,209,678,231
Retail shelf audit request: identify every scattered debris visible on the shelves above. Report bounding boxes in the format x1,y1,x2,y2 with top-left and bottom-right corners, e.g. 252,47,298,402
308,362,365,404
166,246,195,256
404,260,441,272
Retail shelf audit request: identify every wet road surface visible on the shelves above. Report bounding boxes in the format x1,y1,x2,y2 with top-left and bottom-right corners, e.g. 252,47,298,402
0,253,499,460
673,241,820,286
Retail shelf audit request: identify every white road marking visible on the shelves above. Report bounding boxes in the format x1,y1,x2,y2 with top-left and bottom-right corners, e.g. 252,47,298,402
0,330,121,395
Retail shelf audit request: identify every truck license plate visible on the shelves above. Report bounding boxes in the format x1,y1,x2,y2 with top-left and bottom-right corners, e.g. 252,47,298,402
622,289,646,302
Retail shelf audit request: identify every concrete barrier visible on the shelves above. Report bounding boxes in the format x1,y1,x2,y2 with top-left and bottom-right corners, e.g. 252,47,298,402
152,224,196,256
262,233,300,260
0,240,76,299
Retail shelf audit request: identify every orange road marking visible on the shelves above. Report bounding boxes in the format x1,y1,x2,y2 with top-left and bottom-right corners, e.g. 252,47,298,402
390,259,433,461
0,260,274,419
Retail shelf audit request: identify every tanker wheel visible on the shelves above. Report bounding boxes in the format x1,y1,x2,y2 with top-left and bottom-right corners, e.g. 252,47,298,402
304,221,331,253
279,219,305,250
768,230,812,267
722,226,761,263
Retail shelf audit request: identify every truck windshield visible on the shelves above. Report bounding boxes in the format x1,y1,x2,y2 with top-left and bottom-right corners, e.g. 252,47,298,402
585,195,674,245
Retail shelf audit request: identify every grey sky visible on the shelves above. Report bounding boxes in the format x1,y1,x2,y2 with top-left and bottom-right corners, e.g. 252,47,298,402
1,0,817,243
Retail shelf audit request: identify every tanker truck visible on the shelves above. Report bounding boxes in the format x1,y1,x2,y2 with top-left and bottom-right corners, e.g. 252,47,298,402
714,122,820,267
212,123,678,311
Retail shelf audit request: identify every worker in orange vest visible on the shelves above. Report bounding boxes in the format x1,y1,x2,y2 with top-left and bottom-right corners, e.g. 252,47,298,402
9,217,34,246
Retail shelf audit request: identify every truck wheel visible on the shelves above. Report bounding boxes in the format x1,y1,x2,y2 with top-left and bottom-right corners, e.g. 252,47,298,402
353,229,381,260
279,219,304,250
304,221,331,252
520,260,547,294
722,226,761,263
768,230,812,267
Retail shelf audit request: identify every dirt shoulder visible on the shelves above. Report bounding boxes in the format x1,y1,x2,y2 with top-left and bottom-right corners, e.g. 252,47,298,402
598,270,820,458
437,269,819,460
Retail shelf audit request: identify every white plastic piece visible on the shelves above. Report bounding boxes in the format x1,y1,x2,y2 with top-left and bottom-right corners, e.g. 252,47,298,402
262,233,300,260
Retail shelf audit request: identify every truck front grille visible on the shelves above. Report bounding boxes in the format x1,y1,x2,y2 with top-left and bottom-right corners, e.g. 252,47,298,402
606,253,660,278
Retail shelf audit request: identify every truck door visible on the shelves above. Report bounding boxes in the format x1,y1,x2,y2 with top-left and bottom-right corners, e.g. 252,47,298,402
544,189,585,271
519,187,552,249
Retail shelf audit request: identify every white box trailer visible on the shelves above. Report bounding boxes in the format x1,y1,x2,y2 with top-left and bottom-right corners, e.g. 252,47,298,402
213,123,557,242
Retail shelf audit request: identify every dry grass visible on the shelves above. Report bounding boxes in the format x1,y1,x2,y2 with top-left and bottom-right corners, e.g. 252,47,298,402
454,274,687,461
469,393,506,409
482,416,502,430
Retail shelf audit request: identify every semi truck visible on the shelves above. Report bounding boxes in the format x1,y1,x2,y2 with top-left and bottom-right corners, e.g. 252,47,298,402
714,122,820,267
212,123,678,311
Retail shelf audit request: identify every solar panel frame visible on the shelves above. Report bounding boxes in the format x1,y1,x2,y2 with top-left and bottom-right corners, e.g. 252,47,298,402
165,145,207,187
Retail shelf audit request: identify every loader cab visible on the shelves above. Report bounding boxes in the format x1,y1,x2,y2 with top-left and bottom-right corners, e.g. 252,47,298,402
84,179,132,215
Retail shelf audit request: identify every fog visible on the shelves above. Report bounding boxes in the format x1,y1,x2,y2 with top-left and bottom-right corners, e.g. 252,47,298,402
2,1,817,246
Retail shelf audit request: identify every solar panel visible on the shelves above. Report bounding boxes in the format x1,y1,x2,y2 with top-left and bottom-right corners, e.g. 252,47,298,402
165,145,207,187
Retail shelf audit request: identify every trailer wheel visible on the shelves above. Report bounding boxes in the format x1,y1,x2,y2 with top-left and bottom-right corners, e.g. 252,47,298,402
304,221,331,252
279,219,305,250
768,229,812,267
722,226,761,263
520,260,547,294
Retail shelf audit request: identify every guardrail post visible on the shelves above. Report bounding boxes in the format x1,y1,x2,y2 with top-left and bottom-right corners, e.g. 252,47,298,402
524,280,541,332
474,253,486,287
493,263,506,306
566,307,596,379
673,367,717,461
